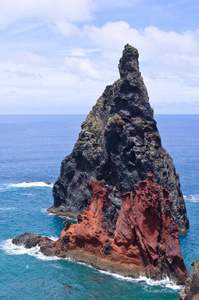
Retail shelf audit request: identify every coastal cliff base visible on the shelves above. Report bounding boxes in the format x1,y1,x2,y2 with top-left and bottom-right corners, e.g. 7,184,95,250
13,174,189,284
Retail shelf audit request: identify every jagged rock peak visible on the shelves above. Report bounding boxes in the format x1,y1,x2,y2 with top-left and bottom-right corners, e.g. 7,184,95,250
119,44,139,78
49,44,189,232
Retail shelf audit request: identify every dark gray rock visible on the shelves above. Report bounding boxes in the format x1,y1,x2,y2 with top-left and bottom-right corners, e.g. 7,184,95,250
12,233,54,248
77,214,83,224
102,202,118,237
61,234,69,251
179,260,199,299
104,239,111,256
63,218,71,231
50,44,189,232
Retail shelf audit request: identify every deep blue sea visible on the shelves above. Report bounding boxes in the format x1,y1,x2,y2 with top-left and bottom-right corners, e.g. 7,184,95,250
0,114,199,300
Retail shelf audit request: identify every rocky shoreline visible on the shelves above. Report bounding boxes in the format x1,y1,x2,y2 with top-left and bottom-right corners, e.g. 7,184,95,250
47,207,77,218
13,174,190,285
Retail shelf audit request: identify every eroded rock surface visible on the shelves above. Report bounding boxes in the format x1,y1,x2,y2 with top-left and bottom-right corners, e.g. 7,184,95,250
49,44,188,232
179,260,199,300
42,175,189,284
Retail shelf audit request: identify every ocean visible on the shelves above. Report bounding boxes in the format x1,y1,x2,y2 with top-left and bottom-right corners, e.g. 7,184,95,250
0,114,198,300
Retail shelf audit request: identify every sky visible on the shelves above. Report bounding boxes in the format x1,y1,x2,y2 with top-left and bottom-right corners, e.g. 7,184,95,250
0,0,199,114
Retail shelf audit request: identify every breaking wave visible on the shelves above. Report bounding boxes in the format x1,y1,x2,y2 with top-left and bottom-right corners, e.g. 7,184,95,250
1,239,181,291
184,194,199,203
40,208,55,216
0,182,53,191
98,270,182,290
8,181,53,188
1,239,59,261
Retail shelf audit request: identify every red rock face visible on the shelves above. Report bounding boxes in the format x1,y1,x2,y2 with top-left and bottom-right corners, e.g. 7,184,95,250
44,175,190,284
113,174,189,283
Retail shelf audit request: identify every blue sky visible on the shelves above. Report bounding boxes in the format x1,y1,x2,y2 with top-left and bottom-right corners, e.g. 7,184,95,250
0,0,199,114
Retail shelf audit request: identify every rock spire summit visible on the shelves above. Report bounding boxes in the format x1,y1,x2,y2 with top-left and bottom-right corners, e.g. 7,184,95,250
119,44,139,79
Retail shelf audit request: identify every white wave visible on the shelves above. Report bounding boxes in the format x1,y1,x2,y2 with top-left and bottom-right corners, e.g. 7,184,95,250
59,258,181,290
41,208,54,216
184,194,199,202
98,270,181,290
57,216,77,221
47,235,59,241
0,207,15,211
8,181,53,188
1,239,60,261
1,239,182,290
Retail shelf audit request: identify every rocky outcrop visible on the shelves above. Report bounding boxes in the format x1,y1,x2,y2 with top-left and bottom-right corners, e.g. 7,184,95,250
40,175,189,284
12,233,54,248
179,260,199,300
49,44,188,232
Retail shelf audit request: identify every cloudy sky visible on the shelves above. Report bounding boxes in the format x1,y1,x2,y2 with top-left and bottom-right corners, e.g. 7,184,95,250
0,0,199,114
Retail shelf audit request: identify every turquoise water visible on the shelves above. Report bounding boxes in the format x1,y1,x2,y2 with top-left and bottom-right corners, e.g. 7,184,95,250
0,114,198,299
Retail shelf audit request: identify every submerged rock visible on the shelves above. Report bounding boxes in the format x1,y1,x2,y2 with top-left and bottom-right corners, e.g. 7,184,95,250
41,175,189,284
49,44,188,232
179,259,199,299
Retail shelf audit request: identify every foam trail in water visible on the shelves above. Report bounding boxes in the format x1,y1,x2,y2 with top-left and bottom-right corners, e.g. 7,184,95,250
0,207,15,211
98,270,182,290
8,181,53,188
184,194,199,202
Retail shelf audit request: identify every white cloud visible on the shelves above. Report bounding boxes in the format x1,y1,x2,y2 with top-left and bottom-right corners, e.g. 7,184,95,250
0,48,108,114
51,20,79,37
64,56,99,79
83,22,199,56
80,22,199,110
93,0,140,10
0,0,95,29
1,6,199,114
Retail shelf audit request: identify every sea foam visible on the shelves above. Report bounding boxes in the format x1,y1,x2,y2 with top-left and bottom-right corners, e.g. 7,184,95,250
0,207,15,211
184,194,199,202
64,260,181,290
98,270,182,290
8,181,53,188
1,239,60,261
41,208,54,216
1,239,182,290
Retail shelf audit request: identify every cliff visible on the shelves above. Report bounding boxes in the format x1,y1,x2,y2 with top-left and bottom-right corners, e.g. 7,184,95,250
49,44,189,232
14,175,189,284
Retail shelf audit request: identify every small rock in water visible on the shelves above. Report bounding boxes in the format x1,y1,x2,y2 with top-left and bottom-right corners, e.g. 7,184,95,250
12,233,54,249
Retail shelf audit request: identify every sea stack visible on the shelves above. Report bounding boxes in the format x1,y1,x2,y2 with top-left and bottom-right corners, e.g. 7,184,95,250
49,44,189,232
